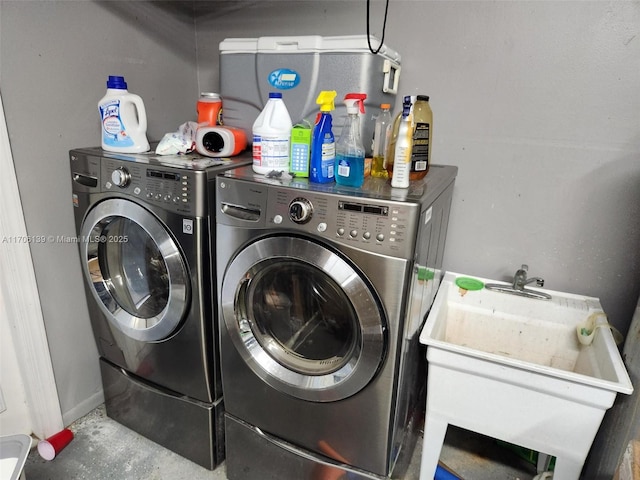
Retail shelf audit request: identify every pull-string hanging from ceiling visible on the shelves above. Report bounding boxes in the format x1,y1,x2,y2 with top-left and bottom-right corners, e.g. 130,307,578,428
367,0,390,54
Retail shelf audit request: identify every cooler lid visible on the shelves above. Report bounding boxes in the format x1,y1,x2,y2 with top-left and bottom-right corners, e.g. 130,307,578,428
219,35,401,63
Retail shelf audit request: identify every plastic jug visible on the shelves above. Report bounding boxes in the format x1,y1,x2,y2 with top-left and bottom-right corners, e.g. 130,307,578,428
98,75,149,153
252,92,293,175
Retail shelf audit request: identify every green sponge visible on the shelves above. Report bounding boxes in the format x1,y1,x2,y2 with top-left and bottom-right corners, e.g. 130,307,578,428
417,267,435,281
454,277,484,291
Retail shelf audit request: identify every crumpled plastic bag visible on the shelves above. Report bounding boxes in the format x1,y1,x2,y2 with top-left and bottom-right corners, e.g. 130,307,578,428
155,121,199,155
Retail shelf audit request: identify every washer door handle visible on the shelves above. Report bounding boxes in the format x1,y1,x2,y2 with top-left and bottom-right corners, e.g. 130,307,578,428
236,278,252,336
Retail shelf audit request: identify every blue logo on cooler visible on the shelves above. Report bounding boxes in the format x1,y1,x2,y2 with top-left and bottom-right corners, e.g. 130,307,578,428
268,69,300,90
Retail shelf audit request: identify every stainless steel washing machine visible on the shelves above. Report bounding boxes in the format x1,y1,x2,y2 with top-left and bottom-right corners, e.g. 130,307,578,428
215,165,457,479
70,147,251,469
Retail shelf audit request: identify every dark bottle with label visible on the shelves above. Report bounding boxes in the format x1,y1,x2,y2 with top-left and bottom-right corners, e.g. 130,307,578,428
409,95,432,180
386,95,433,181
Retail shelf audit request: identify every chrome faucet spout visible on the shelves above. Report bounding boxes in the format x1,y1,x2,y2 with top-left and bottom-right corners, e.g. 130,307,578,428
485,264,552,300
525,277,545,288
511,265,545,290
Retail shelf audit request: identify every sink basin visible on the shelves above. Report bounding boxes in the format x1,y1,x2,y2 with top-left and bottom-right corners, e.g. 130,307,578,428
0,434,32,480
426,274,631,386
418,272,633,480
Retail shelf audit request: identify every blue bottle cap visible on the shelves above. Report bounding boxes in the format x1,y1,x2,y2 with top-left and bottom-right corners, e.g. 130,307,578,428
269,92,283,99
107,75,127,89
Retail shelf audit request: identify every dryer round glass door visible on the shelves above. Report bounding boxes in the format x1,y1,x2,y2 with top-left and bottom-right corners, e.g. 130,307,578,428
221,236,386,402
80,199,190,342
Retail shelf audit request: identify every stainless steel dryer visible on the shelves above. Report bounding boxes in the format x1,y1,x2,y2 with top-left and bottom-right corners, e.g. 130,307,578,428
70,147,251,469
215,165,457,479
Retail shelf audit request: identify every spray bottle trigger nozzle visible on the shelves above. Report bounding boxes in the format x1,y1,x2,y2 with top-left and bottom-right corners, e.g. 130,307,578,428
316,90,337,112
344,93,367,114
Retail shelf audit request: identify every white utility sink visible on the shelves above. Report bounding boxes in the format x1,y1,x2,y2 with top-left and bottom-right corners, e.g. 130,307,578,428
0,434,32,480
418,272,633,480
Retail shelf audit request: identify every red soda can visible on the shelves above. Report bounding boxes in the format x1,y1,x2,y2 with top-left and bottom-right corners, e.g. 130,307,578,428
197,92,223,126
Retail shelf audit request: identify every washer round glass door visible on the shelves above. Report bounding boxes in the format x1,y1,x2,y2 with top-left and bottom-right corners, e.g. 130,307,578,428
80,198,189,342
221,236,386,402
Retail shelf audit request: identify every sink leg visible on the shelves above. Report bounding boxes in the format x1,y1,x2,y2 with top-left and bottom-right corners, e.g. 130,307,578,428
551,457,584,480
537,453,553,473
419,414,448,480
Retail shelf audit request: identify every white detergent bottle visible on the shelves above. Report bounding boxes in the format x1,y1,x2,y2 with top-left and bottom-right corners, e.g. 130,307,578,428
390,97,413,189
98,75,150,153
252,92,293,175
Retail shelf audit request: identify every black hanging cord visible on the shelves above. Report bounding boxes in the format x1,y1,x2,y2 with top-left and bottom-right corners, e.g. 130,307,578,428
367,0,390,54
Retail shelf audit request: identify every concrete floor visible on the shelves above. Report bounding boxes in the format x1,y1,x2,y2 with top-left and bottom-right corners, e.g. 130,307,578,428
23,405,538,480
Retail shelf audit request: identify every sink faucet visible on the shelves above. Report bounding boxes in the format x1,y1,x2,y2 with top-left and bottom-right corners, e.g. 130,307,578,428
512,264,544,290
484,264,551,300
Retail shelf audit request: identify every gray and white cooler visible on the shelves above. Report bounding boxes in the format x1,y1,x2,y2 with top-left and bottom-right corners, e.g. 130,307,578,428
219,35,401,155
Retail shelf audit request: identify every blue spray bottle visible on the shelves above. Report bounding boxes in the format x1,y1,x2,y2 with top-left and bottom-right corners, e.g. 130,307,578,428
335,93,367,188
310,90,337,183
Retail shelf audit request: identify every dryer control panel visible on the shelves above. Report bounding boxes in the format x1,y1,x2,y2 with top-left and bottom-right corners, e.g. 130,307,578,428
273,189,420,259
217,176,424,260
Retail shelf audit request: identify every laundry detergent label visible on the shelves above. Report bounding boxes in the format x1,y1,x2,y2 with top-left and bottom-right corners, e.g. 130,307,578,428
100,99,134,147
268,69,300,90
411,122,429,172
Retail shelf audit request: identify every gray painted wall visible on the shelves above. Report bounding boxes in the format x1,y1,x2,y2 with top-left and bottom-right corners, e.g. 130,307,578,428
198,0,640,333
1,0,200,424
1,0,639,442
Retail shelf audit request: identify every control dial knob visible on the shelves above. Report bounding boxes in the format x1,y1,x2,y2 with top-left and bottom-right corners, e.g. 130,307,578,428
289,197,313,224
111,167,131,188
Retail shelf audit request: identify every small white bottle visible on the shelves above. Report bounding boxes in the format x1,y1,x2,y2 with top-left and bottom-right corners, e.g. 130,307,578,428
391,97,413,189
252,92,293,175
98,76,150,153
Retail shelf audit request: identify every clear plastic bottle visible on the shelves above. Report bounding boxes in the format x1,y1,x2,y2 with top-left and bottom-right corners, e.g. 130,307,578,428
252,92,293,175
98,75,150,153
391,97,413,189
335,93,367,188
370,103,392,178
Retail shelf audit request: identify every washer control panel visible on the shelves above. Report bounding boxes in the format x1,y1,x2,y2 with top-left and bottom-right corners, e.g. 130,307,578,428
101,159,198,215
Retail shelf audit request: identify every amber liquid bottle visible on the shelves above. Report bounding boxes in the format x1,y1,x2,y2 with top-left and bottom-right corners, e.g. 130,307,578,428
370,103,392,178
386,95,432,180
